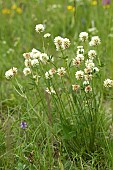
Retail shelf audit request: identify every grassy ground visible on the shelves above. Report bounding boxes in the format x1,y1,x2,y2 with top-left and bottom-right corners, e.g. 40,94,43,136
1,0,113,169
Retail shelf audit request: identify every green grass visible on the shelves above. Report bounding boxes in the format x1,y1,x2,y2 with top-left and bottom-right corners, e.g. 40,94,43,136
1,0,113,169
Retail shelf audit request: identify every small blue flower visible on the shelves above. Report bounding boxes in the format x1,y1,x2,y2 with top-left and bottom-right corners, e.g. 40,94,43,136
20,121,27,129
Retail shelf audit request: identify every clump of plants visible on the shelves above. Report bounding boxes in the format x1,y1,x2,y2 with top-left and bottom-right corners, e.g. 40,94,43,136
5,24,113,169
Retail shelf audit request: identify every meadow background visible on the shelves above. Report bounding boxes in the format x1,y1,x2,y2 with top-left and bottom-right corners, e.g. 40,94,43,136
1,0,113,169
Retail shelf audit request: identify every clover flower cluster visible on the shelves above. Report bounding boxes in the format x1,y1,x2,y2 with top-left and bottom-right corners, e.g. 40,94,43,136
72,33,101,93
72,32,113,92
44,67,66,94
79,32,101,46
54,36,71,51
23,48,51,76
5,26,113,96
45,67,66,80
45,68,56,79
74,59,95,93
23,26,69,94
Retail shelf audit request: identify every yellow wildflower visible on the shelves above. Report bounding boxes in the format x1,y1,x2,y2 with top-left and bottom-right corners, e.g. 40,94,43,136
91,0,97,6
2,8,11,14
16,7,22,14
103,5,110,9
11,4,17,10
67,6,75,11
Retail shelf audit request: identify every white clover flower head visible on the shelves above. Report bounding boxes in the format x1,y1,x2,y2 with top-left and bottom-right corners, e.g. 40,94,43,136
5,69,13,79
89,36,101,46
72,84,80,91
24,59,32,67
54,36,64,51
93,67,99,73
88,50,97,59
54,36,63,45
30,48,41,59
104,79,113,88
23,68,31,76
76,54,84,61
49,68,56,75
54,36,70,51
5,67,18,79
79,32,88,42
63,38,71,49
75,70,84,80
85,59,95,68
84,67,92,74
85,85,92,93
57,67,66,76
45,71,53,79
35,24,45,33
44,33,51,38
31,59,39,67
45,87,56,95
72,58,81,67
40,53,49,64
5,69,14,79
87,62,95,68
77,46,84,54
83,81,89,86
84,74,92,81
23,52,31,59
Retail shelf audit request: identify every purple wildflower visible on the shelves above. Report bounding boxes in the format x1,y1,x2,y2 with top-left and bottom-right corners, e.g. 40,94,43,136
102,0,110,5
20,121,27,129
